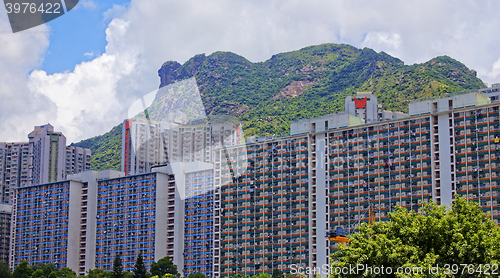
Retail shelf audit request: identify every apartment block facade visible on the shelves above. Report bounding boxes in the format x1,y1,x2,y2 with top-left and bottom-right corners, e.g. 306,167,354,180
122,118,242,175
214,137,311,276
10,179,83,271
0,203,12,264
94,171,179,272
183,169,215,276
65,146,92,177
10,86,500,277
28,124,68,186
0,125,92,205
0,143,29,204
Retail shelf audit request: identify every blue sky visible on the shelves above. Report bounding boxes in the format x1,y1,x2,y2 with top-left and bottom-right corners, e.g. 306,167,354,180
43,0,129,74
1,0,500,144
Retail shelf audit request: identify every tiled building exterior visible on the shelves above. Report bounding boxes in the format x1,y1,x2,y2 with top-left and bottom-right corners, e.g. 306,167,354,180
10,180,82,271
183,169,215,276
214,137,311,276
94,171,178,272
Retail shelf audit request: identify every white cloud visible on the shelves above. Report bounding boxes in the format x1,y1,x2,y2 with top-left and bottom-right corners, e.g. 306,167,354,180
0,11,52,142
3,0,500,143
362,32,402,57
482,57,500,86
103,4,128,22
28,18,139,143
84,51,94,58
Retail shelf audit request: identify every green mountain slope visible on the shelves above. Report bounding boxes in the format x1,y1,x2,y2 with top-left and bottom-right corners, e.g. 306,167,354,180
71,124,122,170
74,43,485,170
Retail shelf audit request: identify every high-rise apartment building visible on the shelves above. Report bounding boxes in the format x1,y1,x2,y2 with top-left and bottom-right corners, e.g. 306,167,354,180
11,86,500,277
1,125,92,198
11,163,213,276
122,117,242,175
0,203,12,264
28,124,67,186
214,137,311,276
0,143,29,203
65,146,92,176
183,168,215,276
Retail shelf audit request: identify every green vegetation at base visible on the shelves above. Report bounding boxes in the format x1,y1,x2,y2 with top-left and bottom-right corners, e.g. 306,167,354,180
331,196,500,278
133,253,147,278
150,256,178,277
11,255,180,278
12,261,76,278
1,261,12,278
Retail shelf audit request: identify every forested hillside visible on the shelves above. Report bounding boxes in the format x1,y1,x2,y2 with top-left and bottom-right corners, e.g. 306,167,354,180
73,43,485,170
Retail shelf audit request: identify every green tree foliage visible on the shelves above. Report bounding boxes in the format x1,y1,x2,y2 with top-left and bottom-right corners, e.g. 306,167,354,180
58,267,77,278
186,272,205,278
250,274,271,278
112,254,124,278
150,256,178,277
272,269,283,278
0,261,12,278
133,253,147,278
30,269,45,278
87,269,112,278
13,262,33,278
12,262,77,278
331,197,500,277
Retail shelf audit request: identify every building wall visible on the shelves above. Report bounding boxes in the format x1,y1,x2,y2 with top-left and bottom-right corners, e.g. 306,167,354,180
326,117,435,253
11,180,75,269
94,171,178,272
183,169,214,276
28,124,67,186
0,203,12,264
65,146,91,176
454,106,500,222
0,143,29,204
215,137,310,276
122,119,243,176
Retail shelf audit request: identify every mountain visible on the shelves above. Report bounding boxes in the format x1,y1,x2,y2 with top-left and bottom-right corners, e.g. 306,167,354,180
70,123,122,171
73,43,485,170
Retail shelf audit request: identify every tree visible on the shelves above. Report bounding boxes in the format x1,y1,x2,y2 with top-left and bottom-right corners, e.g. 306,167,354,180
88,269,112,278
0,261,12,278
58,267,77,278
13,261,33,278
31,269,45,278
331,197,500,277
251,274,271,278
272,269,283,278
150,256,179,277
186,272,205,278
112,254,124,278
133,253,147,278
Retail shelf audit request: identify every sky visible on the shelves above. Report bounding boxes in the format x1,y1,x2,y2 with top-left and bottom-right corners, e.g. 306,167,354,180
1,0,500,144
